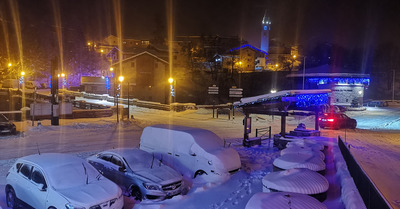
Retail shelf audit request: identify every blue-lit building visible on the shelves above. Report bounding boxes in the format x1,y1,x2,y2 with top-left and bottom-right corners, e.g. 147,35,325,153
287,65,370,107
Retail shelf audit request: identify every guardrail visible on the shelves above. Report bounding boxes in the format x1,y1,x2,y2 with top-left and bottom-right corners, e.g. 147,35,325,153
338,136,392,209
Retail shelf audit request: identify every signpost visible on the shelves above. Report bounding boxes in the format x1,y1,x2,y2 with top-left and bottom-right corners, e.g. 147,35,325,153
229,86,243,119
208,85,219,118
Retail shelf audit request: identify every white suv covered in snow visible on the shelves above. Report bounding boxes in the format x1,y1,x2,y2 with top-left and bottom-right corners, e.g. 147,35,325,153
5,153,124,209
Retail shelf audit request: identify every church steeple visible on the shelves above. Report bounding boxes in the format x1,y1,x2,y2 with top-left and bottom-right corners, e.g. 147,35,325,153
261,11,271,53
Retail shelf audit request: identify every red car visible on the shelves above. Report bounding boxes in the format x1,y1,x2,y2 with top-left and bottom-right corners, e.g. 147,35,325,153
318,113,357,129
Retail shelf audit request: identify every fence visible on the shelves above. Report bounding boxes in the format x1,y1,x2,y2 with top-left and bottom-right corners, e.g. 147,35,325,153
256,126,272,139
338,136,392,209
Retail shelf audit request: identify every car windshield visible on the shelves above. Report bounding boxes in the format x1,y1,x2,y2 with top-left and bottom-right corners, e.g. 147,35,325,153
122,151,158,171
0,115,8,123
47,161,100,190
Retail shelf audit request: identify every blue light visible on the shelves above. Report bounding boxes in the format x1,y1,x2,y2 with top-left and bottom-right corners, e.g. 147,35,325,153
105,76,111,90
307,77,370,86
229,44,268,55
264,26,267,30
49,76,52,88
296,93,329,108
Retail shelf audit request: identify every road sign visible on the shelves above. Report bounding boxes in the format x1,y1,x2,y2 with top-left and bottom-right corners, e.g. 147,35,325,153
208,85,219,95
229,87,243,98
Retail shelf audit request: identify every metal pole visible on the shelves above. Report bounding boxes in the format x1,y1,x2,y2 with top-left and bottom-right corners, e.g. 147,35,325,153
302,56,306,90
32,87,36,126
393,69,395,102
117,92,119,123
127,82,130,119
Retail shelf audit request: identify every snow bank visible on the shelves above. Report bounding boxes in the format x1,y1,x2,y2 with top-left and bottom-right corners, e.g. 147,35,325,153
245,192,327,209
262,168,329,194
333,146,367,209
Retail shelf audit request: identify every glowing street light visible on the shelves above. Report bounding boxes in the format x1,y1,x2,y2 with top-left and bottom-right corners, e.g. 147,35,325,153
61,73,65,77
118,76,124,82
87,42,91,46
100,49,104,53
20,71,25,76
168,77,174,84
8,63,12,67
293,55,296,59
110,67,114,72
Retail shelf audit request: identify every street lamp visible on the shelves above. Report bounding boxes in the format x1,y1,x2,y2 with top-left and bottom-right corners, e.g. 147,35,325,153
19,71,25,89
116,75,124,123
168,77,175,103
8,63,12,67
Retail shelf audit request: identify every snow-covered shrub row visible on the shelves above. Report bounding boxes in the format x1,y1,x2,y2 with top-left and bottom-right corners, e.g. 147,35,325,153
332,145,366,209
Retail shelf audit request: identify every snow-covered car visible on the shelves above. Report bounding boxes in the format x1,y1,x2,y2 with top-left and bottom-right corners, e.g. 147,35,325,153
5,153,124,209
140,124,241,182
87,148,183,201
0,114,17,135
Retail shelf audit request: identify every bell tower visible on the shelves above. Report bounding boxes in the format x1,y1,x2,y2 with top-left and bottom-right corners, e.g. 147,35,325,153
261,11,271,53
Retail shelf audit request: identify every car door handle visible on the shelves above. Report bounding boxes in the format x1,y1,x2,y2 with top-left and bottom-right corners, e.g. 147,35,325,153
175,154,180,157
168,152,172,155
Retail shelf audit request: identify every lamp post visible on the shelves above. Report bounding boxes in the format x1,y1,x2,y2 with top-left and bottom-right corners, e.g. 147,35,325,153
116,75,124,123
19,71,25,90
168,77,175,103
302,56,306,90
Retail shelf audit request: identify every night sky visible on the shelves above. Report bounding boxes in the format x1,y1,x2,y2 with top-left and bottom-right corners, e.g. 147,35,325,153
1,0,400,52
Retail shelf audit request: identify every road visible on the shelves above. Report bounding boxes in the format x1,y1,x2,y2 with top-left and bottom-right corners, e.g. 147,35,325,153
0,106,399,208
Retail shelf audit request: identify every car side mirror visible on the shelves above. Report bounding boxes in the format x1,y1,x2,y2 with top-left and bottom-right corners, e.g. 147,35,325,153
37,183,46,191
118,166,126,172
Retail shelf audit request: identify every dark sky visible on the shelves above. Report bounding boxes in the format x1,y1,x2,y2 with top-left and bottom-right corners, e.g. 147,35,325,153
120,0,400,51
1,0,400,52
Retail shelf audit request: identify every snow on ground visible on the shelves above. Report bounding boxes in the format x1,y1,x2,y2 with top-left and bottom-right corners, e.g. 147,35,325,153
0,105,399,208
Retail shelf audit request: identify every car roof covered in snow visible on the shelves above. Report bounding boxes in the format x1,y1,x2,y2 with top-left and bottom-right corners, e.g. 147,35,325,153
143,124,224,150
101,147,146,157
18,153,86,170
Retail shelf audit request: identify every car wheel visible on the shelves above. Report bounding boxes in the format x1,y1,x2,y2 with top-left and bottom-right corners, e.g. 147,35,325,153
6,186,17,208
351,121,357,129
194,170,207,178
48,207,57,209
130,185,142,201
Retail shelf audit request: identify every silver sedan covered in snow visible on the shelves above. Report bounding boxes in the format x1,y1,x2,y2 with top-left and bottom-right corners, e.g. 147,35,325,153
87,148,183,201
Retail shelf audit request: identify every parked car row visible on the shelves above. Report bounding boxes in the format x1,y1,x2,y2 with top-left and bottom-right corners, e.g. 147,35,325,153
5,125,242,209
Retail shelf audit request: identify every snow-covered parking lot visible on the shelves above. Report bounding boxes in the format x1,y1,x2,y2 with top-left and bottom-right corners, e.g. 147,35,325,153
0,106,399,208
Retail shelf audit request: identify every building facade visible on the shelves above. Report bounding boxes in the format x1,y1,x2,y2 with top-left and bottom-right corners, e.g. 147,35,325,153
110,51,170,104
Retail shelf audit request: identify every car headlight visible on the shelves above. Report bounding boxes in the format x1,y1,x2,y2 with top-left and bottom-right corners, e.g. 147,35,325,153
143,183,161,191
65,203,85,209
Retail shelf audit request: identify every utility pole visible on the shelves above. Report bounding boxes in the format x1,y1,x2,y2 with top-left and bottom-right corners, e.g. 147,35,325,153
302,56,306,90
50,57,59,126
393,69,396,102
